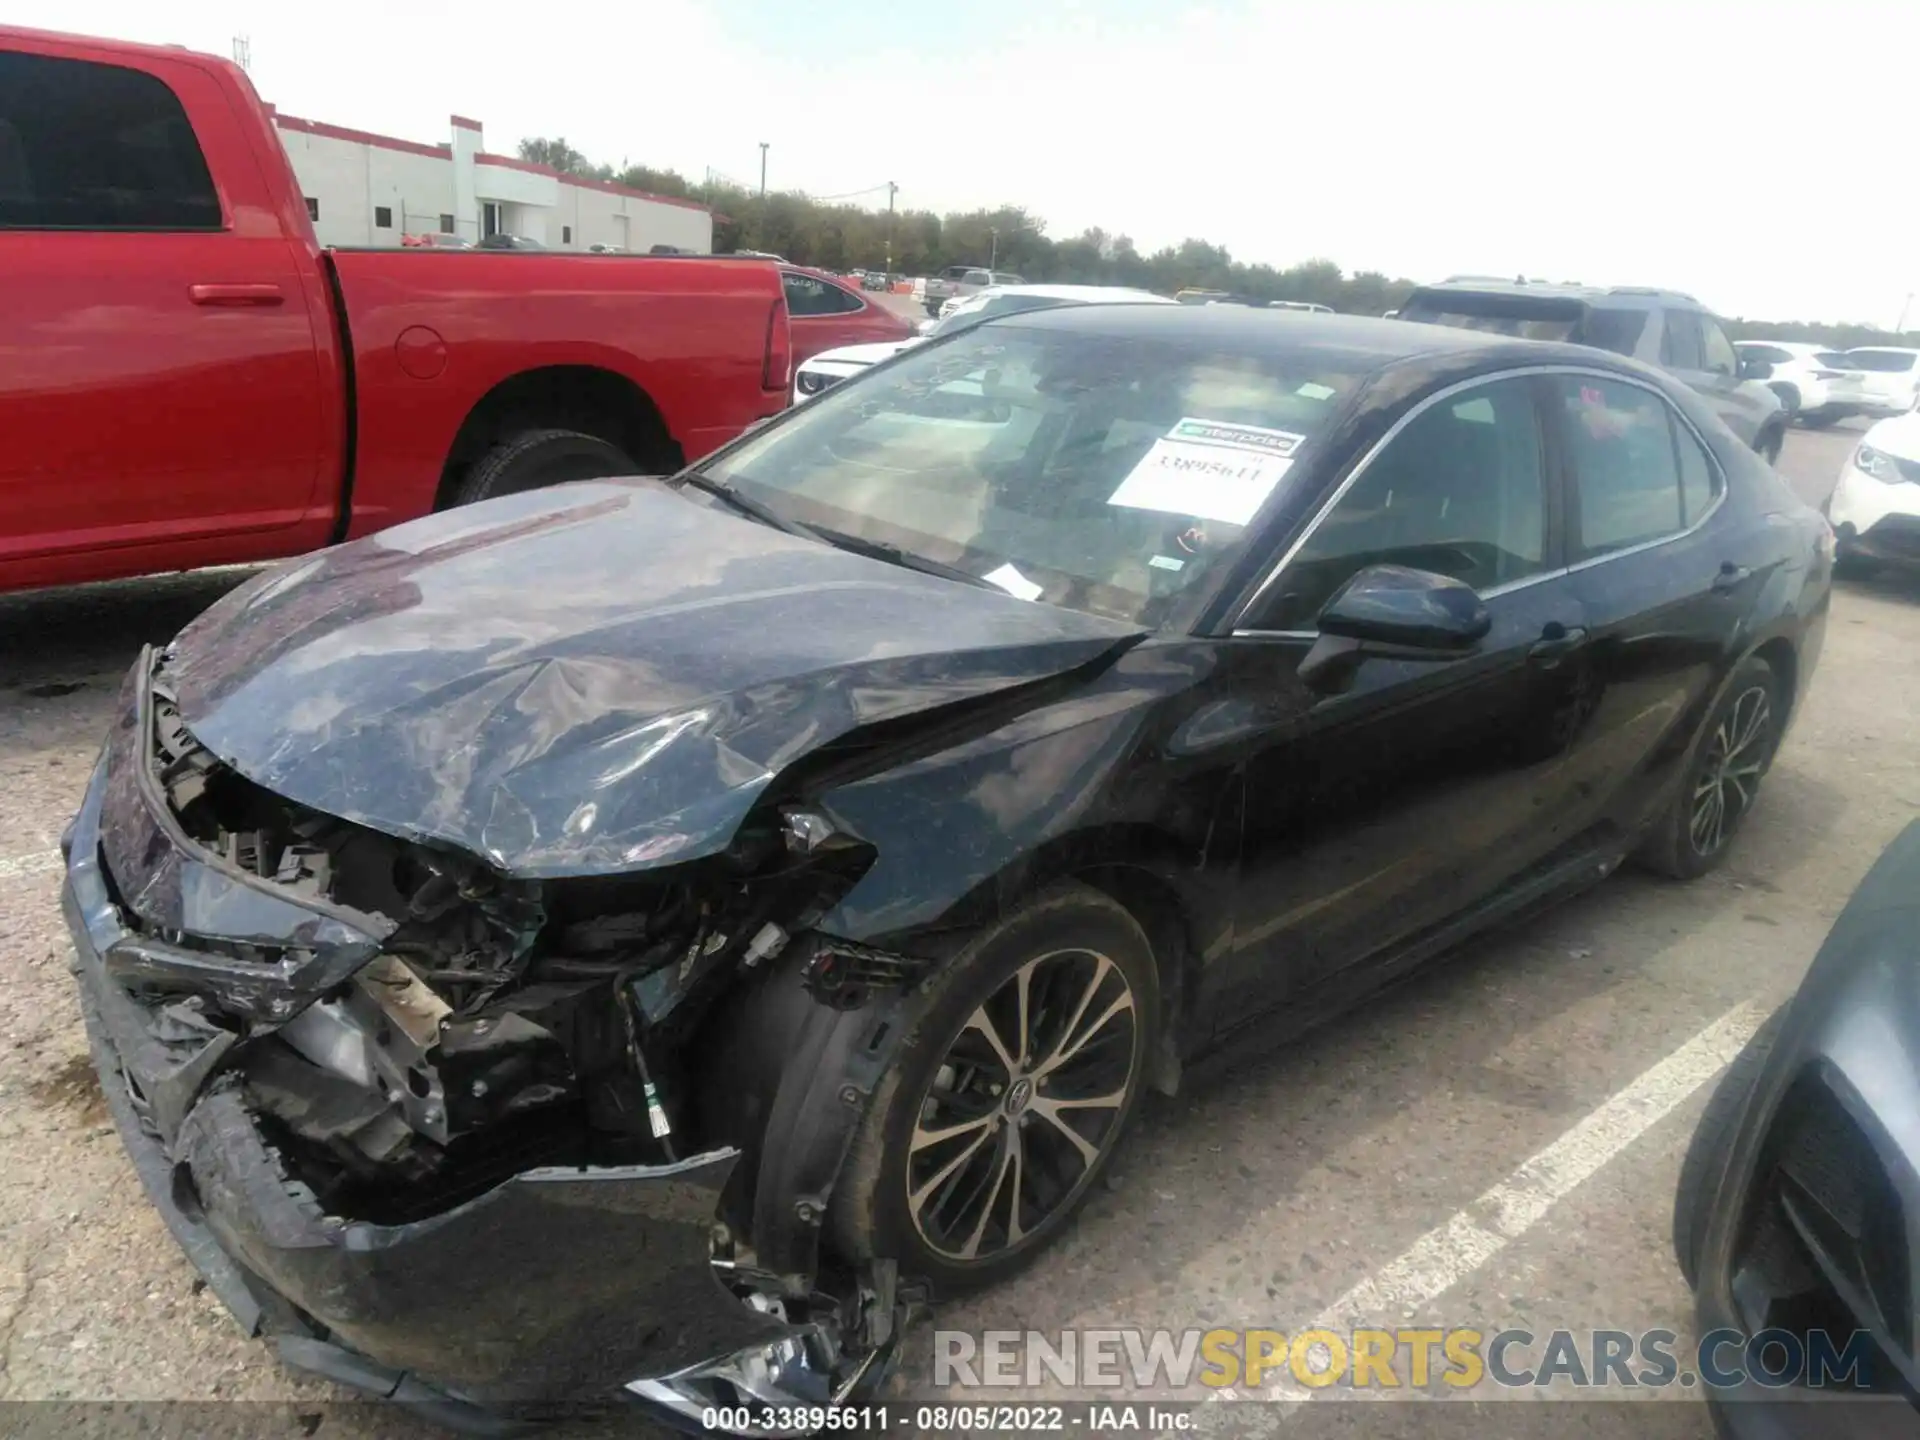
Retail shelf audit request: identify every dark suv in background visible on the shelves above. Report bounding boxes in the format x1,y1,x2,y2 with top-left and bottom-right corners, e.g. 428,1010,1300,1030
1400,279,1788,463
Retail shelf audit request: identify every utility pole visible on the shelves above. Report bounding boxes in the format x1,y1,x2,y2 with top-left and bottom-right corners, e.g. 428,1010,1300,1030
884,180,898,281
758,143,769,200
989,226,998,269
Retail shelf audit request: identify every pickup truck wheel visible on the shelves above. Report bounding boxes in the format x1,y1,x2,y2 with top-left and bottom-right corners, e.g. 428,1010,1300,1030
455,428,636,506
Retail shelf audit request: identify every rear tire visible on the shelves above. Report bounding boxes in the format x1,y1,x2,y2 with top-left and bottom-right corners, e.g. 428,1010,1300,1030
1799,408,1841,430
452,428,636,506
1635,656,1783,880
829,885,1158,1298
1673,1006,1785,1289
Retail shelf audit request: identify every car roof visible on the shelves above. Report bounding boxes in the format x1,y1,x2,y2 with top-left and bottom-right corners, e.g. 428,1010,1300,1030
974,283,1174,304
999,302,1626,367
1412,278,1703,309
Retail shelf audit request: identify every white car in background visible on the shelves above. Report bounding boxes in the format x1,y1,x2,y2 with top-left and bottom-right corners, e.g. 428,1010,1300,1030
1842,347,1920,417
1731,340,1869,427
791,284,1173,404
1827,403,1920,570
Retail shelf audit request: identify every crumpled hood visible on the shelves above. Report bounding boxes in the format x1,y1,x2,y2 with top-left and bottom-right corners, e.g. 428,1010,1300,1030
167,481,1140,877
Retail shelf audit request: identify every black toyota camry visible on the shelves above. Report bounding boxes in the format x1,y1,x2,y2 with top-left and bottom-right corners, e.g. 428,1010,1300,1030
62,305,1832,1429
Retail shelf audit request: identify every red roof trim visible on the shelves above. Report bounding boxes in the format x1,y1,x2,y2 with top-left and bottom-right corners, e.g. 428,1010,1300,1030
274,113,450,162
449,114,484,132
475,152,711,213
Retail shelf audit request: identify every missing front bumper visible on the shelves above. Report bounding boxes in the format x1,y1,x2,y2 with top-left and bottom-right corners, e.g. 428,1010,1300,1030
61,757,813,1424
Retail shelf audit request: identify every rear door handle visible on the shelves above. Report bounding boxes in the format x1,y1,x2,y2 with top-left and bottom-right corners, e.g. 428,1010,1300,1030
1711,562,1753,594
189,283,285,307
1528,623,1589,666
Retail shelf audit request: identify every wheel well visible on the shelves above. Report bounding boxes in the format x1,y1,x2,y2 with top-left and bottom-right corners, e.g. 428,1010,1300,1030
435,365,682,509
1072,864,1196,1098
1753,635,1797,711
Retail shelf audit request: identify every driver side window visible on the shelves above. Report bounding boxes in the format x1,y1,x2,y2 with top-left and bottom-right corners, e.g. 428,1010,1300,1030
1259,376,1549,631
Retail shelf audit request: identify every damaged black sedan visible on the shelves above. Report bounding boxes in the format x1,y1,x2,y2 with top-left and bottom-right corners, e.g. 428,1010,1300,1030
63,305,1832,1430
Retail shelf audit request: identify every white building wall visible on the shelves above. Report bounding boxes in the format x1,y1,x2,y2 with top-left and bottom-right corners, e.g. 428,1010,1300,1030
275,113,712,253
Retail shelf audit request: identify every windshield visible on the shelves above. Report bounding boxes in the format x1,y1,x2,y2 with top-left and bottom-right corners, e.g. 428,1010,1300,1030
693,321,1356,627
1398,298,1581,342
1846,349,1919,373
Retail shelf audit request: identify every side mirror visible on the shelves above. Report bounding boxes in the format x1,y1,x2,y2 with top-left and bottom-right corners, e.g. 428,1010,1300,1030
1737,355,1772,380
1297,564,1491,695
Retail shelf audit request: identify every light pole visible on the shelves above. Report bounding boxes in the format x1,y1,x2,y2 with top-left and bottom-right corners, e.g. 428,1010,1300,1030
758,142,769,200
884,180,897,281
1898,292,1914,335
989,226,998,269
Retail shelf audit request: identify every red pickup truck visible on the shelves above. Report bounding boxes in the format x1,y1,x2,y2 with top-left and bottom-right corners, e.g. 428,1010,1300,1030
0,27,793,595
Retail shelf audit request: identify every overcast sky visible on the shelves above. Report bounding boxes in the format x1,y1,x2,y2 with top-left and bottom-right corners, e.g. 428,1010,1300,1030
18,0,1917,326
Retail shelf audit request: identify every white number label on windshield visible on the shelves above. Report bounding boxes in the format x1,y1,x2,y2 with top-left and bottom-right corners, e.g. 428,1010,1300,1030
1107,418,1303,527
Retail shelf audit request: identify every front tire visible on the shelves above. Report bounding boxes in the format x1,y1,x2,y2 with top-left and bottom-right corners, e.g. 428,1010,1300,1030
1636,657,1783,880
829,885,1158,1296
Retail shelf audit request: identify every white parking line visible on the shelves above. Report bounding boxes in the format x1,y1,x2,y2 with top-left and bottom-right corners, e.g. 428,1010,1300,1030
1222,1000,1767,1400
0,849,61,882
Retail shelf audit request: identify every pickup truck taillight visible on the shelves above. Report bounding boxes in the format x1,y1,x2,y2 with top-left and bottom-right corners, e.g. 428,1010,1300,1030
764,295,792,392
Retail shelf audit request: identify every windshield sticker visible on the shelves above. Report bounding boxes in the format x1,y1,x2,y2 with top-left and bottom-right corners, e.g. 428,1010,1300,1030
1108,440,1293,527
982,562,1044,602
1148,555,1186,572
1295,382,1337,401
1165,417,1306,457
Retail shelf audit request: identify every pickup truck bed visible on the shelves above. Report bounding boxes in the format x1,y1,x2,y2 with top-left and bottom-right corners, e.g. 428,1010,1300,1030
1,26,792,595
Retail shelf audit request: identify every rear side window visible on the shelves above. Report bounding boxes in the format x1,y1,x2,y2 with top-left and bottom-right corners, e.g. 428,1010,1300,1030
1659,311,1705,371
1740,344,1795,365
0,50,221,230
1575,308,1649,356
1847,349,1919,373
1556,376,1715,557
782,271,863,317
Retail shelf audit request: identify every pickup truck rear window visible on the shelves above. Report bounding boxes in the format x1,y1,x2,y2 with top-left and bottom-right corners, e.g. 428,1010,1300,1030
0,50,221,231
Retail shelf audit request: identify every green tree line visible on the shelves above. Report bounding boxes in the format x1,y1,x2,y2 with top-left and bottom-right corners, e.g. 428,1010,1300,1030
519,137,1919,345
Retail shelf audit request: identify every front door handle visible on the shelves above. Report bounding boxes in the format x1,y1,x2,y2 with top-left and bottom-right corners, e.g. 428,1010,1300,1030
1528,622,1589,666
1711,562,1753,594
189,283,285,307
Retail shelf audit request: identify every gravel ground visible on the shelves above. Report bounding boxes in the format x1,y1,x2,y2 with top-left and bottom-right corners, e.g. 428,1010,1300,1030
1,419,1914,1438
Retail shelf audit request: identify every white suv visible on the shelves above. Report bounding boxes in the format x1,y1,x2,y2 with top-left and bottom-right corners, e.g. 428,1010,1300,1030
1842,348,1920,418
1732,341,1870,428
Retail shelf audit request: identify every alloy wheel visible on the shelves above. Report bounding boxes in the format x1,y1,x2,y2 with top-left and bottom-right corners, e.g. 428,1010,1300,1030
1690,685,1773,857
904,949,1139,1262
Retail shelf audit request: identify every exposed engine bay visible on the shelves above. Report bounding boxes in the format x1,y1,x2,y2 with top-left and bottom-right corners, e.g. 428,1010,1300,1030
138,670,894,1228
